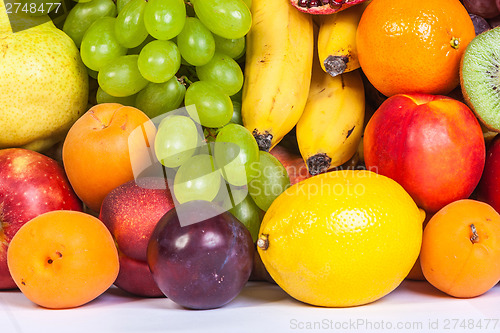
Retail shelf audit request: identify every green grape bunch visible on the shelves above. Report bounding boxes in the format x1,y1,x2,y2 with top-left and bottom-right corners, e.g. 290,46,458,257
63,0,291,237
66,0,251,122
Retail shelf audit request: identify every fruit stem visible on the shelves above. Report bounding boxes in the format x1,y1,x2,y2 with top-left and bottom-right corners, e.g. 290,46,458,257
307,153,332,176
179,75,193,87
257,234,269,250
204,128,218,141
252,130,273,152
0,204,8,247
470,224,479,244
324,55,348,77
450,37,460,50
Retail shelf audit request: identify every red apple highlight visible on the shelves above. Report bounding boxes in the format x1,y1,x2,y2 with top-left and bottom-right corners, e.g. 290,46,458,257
364,93,485,213
0,148,82,289
99,177,174,297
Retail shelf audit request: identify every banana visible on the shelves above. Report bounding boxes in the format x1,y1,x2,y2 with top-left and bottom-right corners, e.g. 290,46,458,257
317,1,370,77
242,0,314,152
296,58,365,176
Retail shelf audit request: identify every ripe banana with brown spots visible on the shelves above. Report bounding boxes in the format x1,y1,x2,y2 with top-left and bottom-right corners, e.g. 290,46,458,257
317,1,370,77
296,58,365,176
242,0,314,152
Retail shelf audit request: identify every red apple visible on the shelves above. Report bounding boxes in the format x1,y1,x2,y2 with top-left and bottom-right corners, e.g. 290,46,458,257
99,177,174,297
0,148,82,289
270,145,310,185
476,134,500,213
364,93,485,213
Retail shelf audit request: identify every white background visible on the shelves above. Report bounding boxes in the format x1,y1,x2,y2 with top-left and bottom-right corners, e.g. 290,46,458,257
1,280,499,333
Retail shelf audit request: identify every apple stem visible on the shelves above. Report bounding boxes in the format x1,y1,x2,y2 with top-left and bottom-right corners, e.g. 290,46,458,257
470,224,479,244
257,234,269,250
0,220,7,247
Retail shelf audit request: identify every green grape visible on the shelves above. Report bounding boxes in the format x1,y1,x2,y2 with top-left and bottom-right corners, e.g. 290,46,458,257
114,0,148,48
117,0,133,12
174,154,221,204
213,182,247,209
138,40,181,83
213,34,245,60
214,123,259,187
80,17,127,71
96,87,137,106
87,67,98,79
155,115,200,168
185,2,196,17
242,0,251,9
128,34,155,55
180,57,191,67
248,151,291,211
235,52,246,64
143,0,186,40
230,101,242,125
177,17,215,66
98,55,149,97
184,81,232,128
196,52,244,96
230,88,243,103
135,77,186,118
191,0,251,40
63,0,116,48
229,194,263,242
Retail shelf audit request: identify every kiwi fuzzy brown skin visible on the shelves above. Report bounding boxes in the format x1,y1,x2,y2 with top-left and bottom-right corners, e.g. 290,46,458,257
459,27,500,133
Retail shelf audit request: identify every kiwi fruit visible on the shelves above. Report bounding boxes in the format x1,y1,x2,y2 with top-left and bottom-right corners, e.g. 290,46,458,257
460,27,500,132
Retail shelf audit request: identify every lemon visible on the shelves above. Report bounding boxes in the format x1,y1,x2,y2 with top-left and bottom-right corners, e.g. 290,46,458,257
257,170,423,307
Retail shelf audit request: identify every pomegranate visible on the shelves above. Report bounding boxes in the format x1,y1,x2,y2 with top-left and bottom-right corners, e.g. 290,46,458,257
291,0,368,15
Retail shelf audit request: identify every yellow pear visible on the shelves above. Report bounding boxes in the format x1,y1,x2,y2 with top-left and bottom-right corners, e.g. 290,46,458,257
0,2,88,151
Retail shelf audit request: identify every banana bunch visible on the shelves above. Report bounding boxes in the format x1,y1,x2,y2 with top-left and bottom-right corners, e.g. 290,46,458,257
317,1,370,77
296,57,365,175
242,0,366,175
241,0,314,152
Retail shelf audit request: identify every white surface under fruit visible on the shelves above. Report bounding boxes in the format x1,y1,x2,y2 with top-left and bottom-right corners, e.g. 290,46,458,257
0,281,499,333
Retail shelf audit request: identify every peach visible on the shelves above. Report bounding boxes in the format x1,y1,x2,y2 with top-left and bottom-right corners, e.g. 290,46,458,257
364,93,485,213
99,177,174,297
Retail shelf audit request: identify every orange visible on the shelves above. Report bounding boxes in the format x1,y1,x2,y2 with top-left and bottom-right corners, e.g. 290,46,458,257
7,210,119,309
356,0,475,97
420,199,500,298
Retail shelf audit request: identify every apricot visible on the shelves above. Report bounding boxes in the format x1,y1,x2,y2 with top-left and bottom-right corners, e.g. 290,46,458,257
420,199,500,298
7,210,119,308
62,103,156,212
